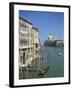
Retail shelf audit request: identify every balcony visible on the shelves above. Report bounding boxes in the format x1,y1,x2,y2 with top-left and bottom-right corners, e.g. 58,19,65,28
19,29,28,34
19,45,33,49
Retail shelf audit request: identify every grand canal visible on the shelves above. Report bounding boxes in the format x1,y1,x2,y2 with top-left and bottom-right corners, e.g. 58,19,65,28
19,46,64,79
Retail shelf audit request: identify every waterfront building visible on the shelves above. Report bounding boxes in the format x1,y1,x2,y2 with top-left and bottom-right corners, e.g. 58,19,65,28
44,34,64,47
19,17,40,69
48,34,57,41
56,40,64,47
32,27,40,52
48,34,53,41
48,34,53,45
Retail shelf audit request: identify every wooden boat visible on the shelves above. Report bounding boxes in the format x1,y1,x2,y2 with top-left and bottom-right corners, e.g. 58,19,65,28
58,52,62,56
38,66,50,76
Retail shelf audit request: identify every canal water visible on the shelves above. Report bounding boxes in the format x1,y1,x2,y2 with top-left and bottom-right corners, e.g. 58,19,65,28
40,46,64,78
19,46,64,79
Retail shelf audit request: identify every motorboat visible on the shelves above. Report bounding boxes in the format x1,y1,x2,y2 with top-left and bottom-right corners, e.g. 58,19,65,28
58,52,62,56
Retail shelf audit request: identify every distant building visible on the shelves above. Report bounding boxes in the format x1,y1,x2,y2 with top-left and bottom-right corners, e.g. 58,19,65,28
44,34,64,47
48,34,56,41
47,34,57,46
55,40,64,47
19,17,40,68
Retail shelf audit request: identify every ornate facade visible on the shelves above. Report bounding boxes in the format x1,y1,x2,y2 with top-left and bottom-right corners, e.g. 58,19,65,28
19,17,40,69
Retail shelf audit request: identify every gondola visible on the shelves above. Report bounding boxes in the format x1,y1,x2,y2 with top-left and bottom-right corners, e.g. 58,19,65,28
38,66,50,76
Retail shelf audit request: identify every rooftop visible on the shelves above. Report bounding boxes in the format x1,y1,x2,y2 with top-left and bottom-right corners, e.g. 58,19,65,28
32,26,39,32
19,17,32,25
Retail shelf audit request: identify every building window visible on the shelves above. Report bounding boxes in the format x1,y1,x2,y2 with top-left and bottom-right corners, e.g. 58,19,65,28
19,51,23,63
23,52,25,64
20,55,22,63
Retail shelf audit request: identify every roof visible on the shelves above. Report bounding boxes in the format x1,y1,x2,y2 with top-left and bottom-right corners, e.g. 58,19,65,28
19,16,39,32
32,26,39,32
19,17,32,25
54,40,64,42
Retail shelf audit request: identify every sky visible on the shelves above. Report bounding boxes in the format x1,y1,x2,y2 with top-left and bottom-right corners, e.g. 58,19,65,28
19,10,64,42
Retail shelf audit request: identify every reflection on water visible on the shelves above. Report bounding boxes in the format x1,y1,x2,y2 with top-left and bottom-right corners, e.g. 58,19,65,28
19,46,64,79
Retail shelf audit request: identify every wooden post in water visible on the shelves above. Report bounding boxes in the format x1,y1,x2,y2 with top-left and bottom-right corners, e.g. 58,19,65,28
26,66,28,78
38,49,40,71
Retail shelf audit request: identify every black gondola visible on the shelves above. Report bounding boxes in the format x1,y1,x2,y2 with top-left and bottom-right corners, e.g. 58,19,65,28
38,66,50,76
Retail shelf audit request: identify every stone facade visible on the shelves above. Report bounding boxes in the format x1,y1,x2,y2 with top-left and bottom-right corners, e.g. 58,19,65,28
44,34,64,47
19,17,40,68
